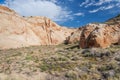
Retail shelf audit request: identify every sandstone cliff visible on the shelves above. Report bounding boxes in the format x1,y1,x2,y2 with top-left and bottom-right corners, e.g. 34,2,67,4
66,22,120,48
0,6,41,49
86,23,120,48
0,5,120,49
65,27,83,44
0,6,74,49
25,16,74,45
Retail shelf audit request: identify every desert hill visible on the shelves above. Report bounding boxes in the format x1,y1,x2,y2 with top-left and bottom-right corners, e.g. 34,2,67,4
106,14,120,25
67,17,120,48
0,5,75,49
0,5,120,80
0,5,120,49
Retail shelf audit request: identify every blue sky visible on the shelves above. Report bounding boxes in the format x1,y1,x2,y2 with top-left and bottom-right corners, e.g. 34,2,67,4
0,0,120,28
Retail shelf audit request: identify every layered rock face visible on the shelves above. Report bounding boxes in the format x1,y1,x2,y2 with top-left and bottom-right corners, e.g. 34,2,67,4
0,6,41,49
25,17,74,45
79,23,98,48
0,6,74,49
86,24,120,48
65,27,83,44
66,22,120,48
0,5,120,49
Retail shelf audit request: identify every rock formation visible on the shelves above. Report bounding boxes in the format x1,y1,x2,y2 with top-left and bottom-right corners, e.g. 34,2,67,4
79,23,99,48
25,16,74,45
0,5,120,49
66,22,120,48
0,6,74,49
86,24,120,48
65,27,83,44
105,14,120,25
0,6,41,49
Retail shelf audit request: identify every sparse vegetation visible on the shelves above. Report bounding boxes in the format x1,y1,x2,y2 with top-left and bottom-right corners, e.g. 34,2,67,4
0,44,120,80
106,13,120,25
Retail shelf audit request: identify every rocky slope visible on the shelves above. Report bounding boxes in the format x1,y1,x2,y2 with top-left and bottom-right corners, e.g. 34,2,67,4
0,5,120,49
0,6,41,49
0,5,74,49
67,16,120,48
65,27,83,44
86,23,120,48
106,14,120,25
25,16,75,45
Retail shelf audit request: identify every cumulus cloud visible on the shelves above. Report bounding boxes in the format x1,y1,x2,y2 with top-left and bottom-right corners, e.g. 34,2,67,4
74,12,84,16
2,0,73,22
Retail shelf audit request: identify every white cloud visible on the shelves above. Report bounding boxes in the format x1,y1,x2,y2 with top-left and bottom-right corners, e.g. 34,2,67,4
89,9,99,13
80,0,117,7
79,0,120,13
74,12,84,16
48,0,57,3
116,3,120,7
80,0,89,7
89,5,115,13
84,0,95,8
94,0,112,6
2,0,73,22
80,0,120,7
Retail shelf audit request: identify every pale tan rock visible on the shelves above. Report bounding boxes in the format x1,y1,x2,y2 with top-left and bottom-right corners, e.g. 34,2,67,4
87,24,120,48
1,5,120,49
65,27,83,44
0,6,41,49
25,16,74,45
79,23,98,48
79,23,120,48
0,5,74,49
